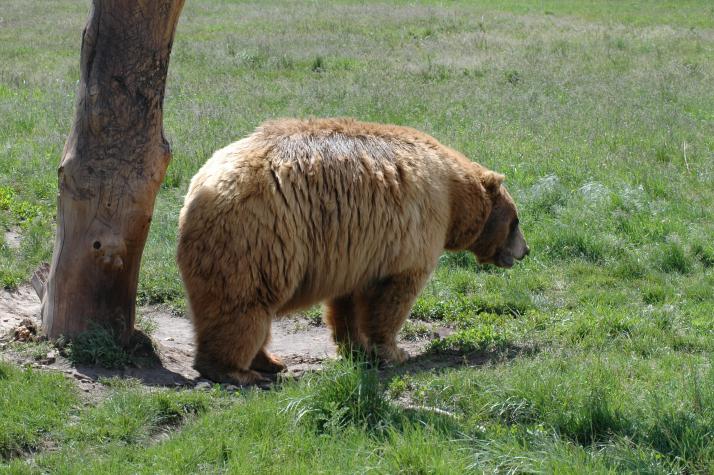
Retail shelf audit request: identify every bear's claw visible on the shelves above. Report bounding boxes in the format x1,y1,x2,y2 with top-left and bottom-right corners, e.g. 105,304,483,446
224,369,271,386
194,358,273,387
250,349,287,374
374,344,410,366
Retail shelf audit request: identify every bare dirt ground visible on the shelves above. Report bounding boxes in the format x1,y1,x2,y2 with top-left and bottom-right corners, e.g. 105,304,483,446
0,285,458,394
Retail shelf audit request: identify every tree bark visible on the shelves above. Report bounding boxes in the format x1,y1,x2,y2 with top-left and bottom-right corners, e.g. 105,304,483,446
41,0,185,344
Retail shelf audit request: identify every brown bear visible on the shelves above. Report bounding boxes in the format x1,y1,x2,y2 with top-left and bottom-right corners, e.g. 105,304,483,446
177,118,528,385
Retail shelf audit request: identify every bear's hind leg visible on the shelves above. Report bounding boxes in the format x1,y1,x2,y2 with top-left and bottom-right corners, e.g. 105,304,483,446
193,305,273,385
324,294,366,357
357,271,428,365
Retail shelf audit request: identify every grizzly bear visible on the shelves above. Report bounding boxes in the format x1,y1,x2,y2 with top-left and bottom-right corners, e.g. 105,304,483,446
177,118,528,385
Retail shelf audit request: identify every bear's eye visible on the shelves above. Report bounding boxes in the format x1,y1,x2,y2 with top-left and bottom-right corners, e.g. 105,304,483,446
510,217,519,233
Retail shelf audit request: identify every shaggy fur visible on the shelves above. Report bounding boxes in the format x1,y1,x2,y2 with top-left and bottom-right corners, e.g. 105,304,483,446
177,118,528,384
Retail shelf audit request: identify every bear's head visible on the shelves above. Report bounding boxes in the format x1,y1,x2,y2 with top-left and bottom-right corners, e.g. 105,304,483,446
470,172,529,268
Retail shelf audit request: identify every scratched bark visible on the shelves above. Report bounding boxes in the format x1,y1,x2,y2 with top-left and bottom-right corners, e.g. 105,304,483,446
42,0,185,342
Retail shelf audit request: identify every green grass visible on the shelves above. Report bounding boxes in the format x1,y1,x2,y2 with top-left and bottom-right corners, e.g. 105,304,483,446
0,360,471,473
403,352,714,473
285,357,395,434
4,355,713,473
1,0,714,471
0,361,76,459
66,325,160,370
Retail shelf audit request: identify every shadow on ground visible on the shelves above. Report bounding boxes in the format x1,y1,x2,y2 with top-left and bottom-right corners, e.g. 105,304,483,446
1,285,534,394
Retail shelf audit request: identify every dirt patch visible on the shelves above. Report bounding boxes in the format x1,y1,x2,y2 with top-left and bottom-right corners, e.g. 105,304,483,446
0,285,41,331
1,285,456,393
4,228,22,250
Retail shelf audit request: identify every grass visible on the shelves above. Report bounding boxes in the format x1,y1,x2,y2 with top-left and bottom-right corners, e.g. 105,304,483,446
0,359,473,473
284,357,394,434
403,352,714,472
65,326,136,369
66,326,160,369
1,0,713,472
3,355,712,473
0,361,76,459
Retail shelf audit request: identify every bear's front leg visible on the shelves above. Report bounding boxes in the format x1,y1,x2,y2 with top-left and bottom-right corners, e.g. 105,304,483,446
357,270,429,365
193,305,274,385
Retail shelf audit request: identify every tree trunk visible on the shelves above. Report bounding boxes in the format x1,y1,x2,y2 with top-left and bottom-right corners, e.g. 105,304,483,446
41,0,185,344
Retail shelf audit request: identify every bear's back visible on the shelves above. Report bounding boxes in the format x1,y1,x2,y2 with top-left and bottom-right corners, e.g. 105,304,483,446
255,118,450,180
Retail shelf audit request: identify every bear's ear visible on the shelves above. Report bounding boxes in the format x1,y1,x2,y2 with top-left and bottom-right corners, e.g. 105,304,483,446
482,171,505,195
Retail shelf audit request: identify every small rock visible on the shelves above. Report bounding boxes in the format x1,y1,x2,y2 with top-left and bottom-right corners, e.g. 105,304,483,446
284,370,302,380
164,337,175,341
13,318,38,342
195,381,212,390
39,351,57,365
13,326,32,341
223,384,239,392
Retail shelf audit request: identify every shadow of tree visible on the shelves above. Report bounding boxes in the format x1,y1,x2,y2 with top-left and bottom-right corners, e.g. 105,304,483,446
70,331,198,387
72,362,195,387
